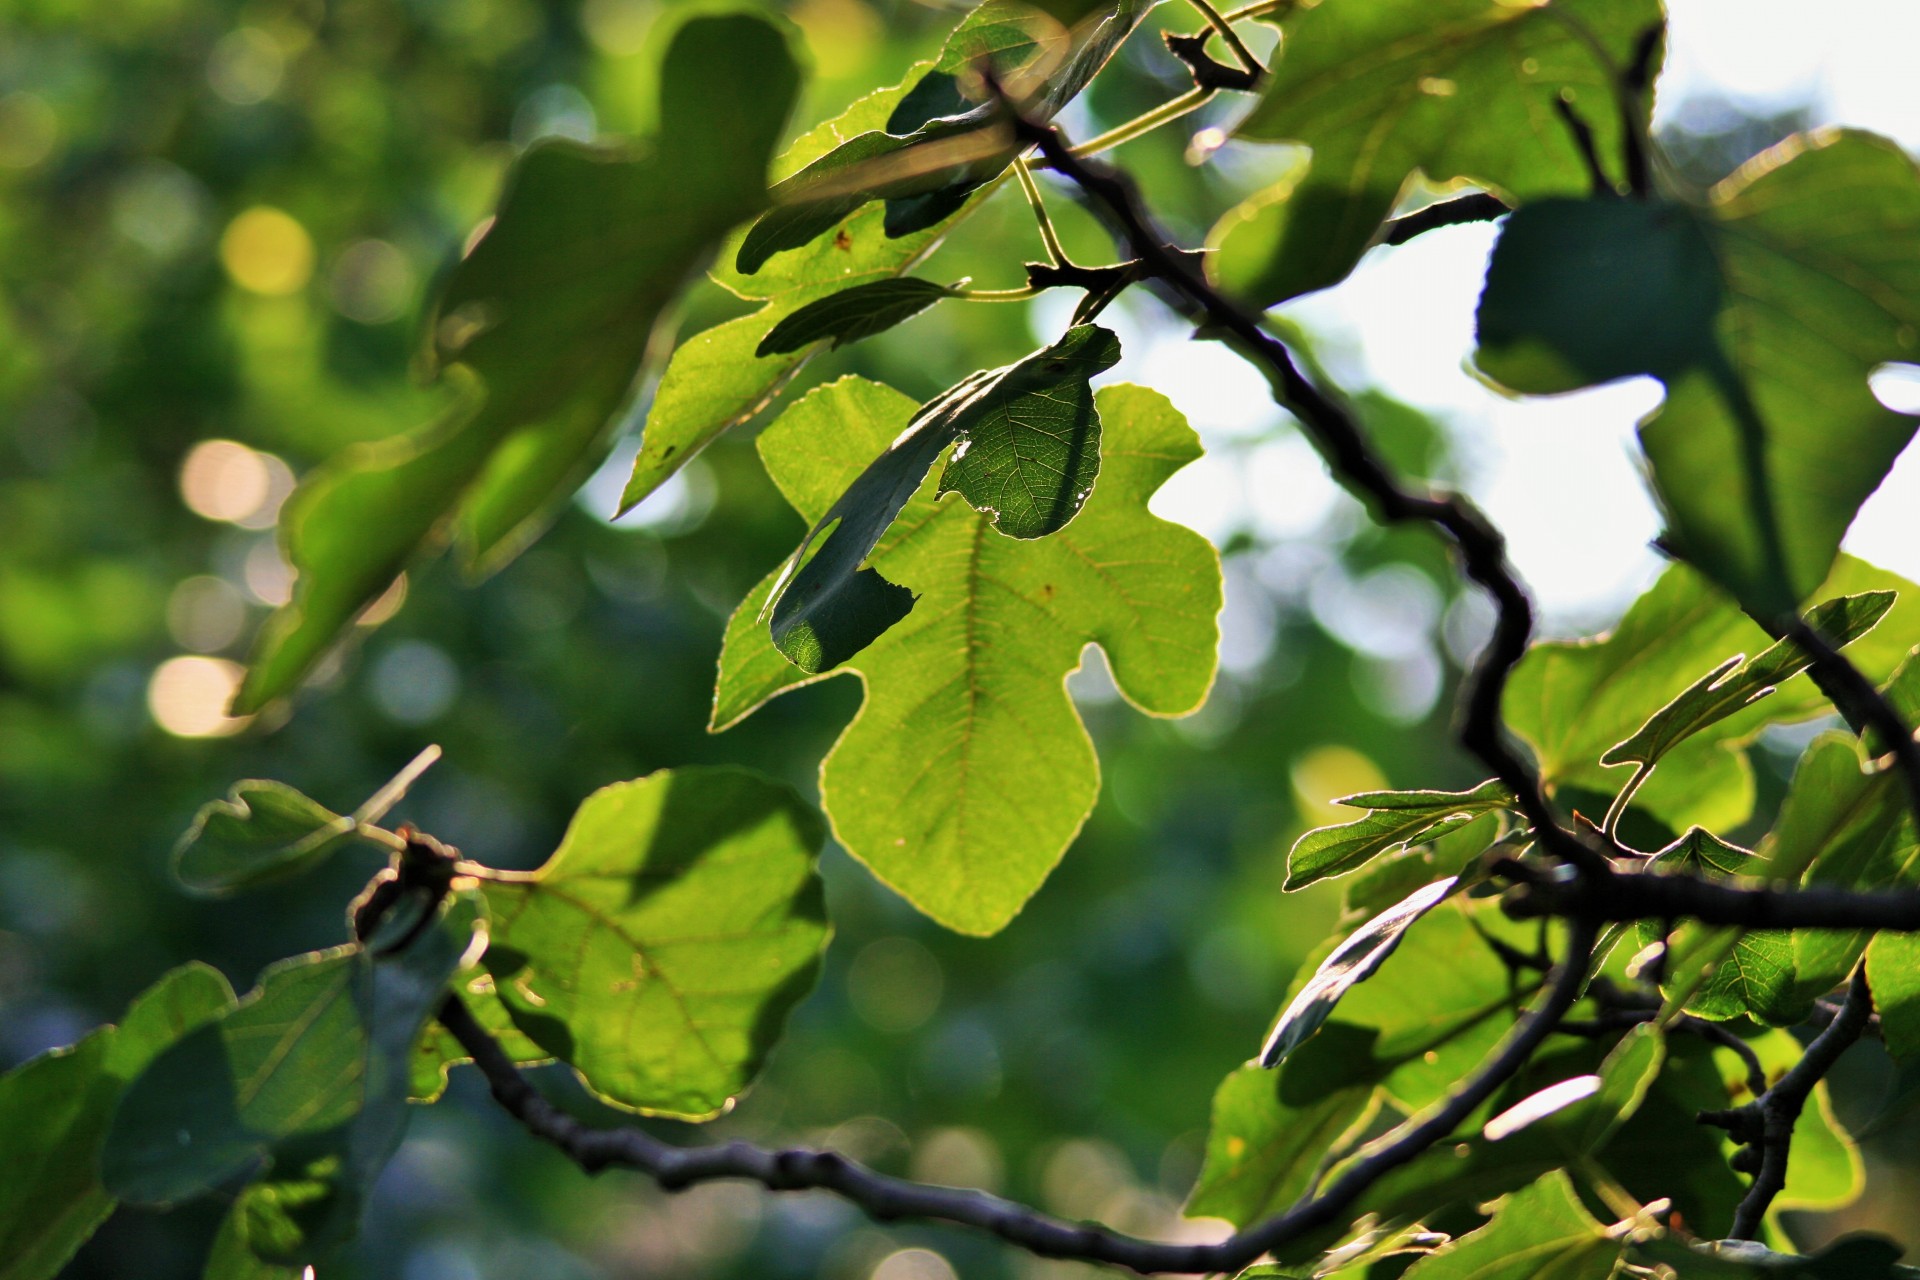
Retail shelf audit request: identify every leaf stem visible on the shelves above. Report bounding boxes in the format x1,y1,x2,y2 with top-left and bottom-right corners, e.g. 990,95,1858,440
1013,156,1072,267
954,285,1045,302
1067,87,1214,159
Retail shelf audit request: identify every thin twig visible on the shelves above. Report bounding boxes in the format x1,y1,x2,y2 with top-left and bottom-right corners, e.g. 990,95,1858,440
1066,87,1214,158
1725,967,1874,1238
1500,858,1920,932
1379,192,1510,246
438,917,1598,1275
1183,0,1265,83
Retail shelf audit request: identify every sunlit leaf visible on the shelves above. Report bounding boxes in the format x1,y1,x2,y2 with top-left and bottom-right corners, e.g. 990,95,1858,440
1867,932,1920,1063
1214,0,1661,305
1399,1170,1620,1280
1287,779,1513,890
236,13,802,711
483,767,829,1119
1475,131,1920,617
714,381,1220,934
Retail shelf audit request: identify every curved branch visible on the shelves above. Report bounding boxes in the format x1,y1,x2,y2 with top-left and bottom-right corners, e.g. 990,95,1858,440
1002,103,1606,879
440,914,1597,1275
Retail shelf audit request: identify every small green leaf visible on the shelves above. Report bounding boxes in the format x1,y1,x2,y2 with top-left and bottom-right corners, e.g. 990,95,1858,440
0,964,233,1280
1475,132,1920,616
756,278,959,355
622,65,979,515
1214,0,1661,305
715,382,1220,935
1482,1025,1663,1152
1341,812,1505,920
1602,592,1894,771
1867,932,1920,1062
766,325,1121,673
734,0,1151,274
203,1204,304,1280
1399,1170,1620,1280
172,780,362,897
1260,879,1456,1068
1643,829,1806,1025
483,767,829,1119
236,13,802,711
1184,1063,1376,1227
1287,779,1512,890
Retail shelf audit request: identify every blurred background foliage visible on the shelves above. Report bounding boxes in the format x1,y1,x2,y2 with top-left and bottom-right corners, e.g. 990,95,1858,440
0,0,1902,1277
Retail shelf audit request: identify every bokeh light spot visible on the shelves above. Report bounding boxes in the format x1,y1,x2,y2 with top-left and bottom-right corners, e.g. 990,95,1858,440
207,28,286,105
220,206,315,295
329,239,416,324
370,641,459,725
167,576,248,652
179,439,273,523
147,656,250,737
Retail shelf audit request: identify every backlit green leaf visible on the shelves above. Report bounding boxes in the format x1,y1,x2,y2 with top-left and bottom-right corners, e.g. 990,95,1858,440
0,964,233,1280
1214,0,1661,305
1475,131,1920,617
1287,779,1514,890
765,325,1121,673
483,767,829,1119
714,382,1220,934
1399,1170,1620,1280
236,13,801,711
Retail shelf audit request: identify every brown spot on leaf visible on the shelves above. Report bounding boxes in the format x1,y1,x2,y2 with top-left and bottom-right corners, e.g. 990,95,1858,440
834,230,853,251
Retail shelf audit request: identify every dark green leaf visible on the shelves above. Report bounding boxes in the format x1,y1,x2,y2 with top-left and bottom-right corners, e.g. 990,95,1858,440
236,13,801,711
172,780,361,897
0,964,233,1280
714,382,1220,935
1399,1170,1620,1280
756,278,959,355
1287,779,1512,890
1185,1063,1376,1227
1641,829,1806,1025
1482,1024,1662,1152
103,898,479,1210
1630,1235,1918,1278
1214,0,1661,305
1260,878,1456,1068
766,324,1120,673
483,767,829,1119
1474,132,1920,616
203,1205,303,1280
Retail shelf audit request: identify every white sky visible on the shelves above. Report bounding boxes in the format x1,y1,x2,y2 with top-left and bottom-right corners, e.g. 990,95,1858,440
1130,0,1920,630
